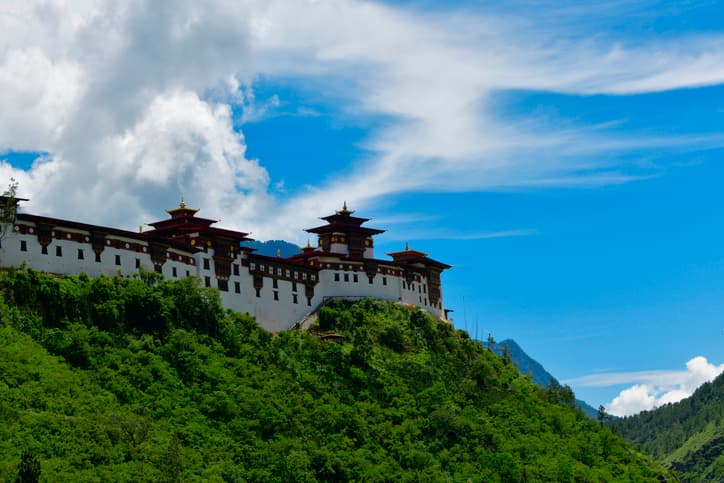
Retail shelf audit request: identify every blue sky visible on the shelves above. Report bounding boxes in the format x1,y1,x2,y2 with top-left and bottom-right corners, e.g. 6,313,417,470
238,74,724,412
1,0,724,414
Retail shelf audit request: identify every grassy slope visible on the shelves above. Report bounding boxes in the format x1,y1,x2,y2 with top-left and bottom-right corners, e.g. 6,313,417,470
0,268,673,482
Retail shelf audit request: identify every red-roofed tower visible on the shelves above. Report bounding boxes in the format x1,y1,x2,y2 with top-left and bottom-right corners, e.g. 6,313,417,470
305,202,384,258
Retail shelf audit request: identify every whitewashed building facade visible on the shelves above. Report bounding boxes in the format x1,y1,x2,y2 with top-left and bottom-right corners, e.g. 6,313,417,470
0,198,450,332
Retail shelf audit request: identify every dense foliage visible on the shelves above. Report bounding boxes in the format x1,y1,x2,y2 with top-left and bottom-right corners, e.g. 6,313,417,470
612,372,724,482
485,339,598,418
0,268,671,481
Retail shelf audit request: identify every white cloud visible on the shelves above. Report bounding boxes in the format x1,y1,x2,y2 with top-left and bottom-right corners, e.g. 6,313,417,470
566,356,724,417
385,228,538,242
2,1,724,240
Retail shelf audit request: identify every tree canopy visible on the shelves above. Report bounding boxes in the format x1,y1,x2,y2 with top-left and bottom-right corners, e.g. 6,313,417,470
0,268,672,481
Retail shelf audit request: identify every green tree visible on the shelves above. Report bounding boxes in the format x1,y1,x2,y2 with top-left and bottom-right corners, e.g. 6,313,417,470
597,405,608,426
1,178,19,241
162,432,183,483
502,343,512,365
15,451,41,483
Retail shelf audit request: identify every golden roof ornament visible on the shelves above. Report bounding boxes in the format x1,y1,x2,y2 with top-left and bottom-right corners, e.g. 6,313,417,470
276,248,281,257
405,241,409,251
336,200,354,216
179,196,186,209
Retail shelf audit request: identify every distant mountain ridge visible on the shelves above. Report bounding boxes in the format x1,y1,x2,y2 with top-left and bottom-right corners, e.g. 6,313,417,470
484,339,599,419
611,372,724,482
241,239,302,258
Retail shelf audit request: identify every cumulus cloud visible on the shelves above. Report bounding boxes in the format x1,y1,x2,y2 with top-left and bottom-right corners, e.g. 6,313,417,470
566,356,724,417
2,1,724,239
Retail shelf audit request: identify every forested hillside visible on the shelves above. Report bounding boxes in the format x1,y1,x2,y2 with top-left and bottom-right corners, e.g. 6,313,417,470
485,339,599,418
612,372,724,482
0,268,672,481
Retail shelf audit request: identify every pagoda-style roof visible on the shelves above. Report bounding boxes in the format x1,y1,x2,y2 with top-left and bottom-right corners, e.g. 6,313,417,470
306,222,384,236
144,199,251,243
387,243,451,270
305,202,385,235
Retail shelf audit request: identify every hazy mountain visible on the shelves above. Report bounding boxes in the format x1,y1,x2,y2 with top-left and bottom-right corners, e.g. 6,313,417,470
241,239,302,258
611,372,724,482
485,338,599,419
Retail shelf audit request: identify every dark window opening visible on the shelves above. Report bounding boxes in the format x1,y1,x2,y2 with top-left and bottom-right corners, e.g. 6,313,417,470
41,245,48,255
402,281,406,289
344,274,349,282
56,245,62,257
292,282,297,292
154,264,162,273
172,266,177,277
204,276,211,287
353,274,358,283
77,249,84,260
218,279,228,292
95,252,102,263
135,258,141,269
203,258,210,270
234,281,240,293
293,293,298,304
383,277,387,286
368,276,374,284
115,254,121,266
273,278,278,289
334,273,340,282
20,240,27,252
255,287,261,298
186,270,190,277
307,297,312,306
233,264,240,276
273,291,279,301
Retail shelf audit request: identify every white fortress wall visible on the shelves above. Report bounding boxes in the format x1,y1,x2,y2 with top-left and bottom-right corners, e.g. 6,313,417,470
0,200,450,330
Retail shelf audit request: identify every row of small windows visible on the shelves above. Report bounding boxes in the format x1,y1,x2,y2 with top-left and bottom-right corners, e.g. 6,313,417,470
249,262,314,281
270,279,299,292
334,272,359,283
200,258,242,277
402,280,427,293
334,272,387,286
204,277,242,294
22,240,190,278
254,288,310,306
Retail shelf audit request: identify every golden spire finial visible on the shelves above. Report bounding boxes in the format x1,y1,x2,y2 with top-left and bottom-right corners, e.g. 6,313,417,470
276,248,281,257
306,239,312,248
179,196,186,209
336,200,354,215
139,225,143,233
405,241,409,251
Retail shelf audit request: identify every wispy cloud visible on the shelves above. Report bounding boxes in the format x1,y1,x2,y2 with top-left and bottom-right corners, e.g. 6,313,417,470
2,1,724,239
385,228,538,242
565,369,693,388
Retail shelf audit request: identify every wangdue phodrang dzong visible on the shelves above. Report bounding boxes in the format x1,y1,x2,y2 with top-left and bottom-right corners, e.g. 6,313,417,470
0,197,450,332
